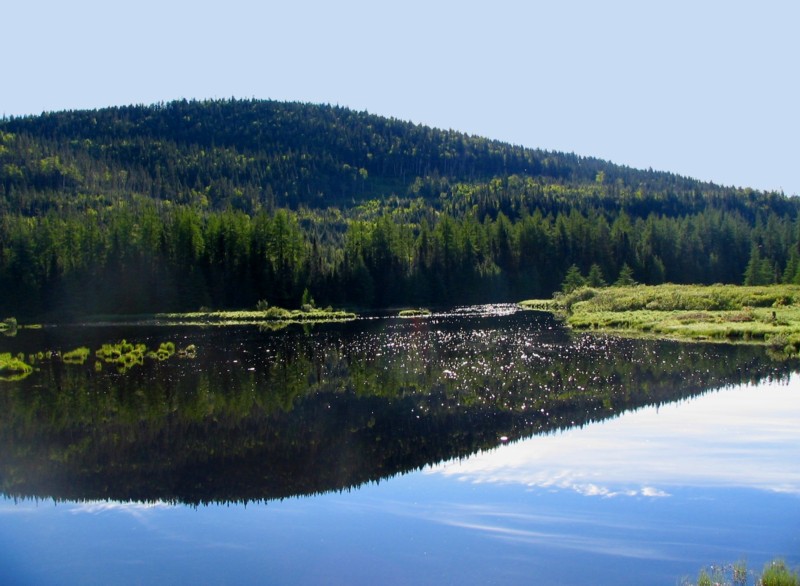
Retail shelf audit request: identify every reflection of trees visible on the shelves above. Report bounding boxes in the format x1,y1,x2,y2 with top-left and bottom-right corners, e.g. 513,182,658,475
0,312,796,505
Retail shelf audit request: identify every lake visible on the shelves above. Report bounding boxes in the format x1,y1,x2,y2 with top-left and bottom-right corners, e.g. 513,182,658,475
0,305,798,585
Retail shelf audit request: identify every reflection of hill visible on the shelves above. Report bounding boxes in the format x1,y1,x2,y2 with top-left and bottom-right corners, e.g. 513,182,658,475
0,311,795,505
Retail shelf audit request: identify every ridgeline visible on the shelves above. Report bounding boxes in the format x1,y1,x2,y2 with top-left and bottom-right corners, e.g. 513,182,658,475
1,98,798,318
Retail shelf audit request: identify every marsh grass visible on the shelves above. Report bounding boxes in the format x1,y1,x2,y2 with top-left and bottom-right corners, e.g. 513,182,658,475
147,341,176,361
398,308,432,317
682,558,798,586
154,306,356,326
761,560,800,586
0,352,33,381
522,284,800,354
62,347,91,365
7,339,196,375
96,340,147,373
0,317,17,330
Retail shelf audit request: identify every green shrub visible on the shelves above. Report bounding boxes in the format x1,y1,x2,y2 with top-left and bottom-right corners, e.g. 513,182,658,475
264,306,291,319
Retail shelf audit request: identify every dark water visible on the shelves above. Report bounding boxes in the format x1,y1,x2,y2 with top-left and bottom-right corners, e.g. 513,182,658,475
0,305,798,584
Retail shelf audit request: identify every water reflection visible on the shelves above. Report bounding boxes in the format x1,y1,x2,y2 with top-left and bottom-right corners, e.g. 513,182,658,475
0,306,797,504
427,377,800,497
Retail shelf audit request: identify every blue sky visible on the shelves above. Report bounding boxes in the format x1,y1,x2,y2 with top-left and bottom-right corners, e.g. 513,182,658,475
4,0,798,194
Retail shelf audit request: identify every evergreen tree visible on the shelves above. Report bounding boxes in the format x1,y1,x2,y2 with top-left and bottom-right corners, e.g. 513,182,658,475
561,264,585,293
743,245,775,286
586,263,607,287
615,263,637,287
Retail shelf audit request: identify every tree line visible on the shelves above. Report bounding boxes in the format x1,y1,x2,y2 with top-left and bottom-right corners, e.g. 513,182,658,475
1,99,798,317
2,197,798,318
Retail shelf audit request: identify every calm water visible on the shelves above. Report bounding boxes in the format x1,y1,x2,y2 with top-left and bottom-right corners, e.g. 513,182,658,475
0,305,798,585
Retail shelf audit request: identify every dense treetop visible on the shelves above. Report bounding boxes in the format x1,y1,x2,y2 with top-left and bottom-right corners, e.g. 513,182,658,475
0,98,798,317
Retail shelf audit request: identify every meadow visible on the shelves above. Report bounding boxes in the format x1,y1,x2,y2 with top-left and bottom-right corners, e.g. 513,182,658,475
521,284,800,355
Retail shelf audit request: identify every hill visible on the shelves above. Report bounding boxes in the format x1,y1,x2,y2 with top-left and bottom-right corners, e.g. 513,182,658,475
1,98,798,317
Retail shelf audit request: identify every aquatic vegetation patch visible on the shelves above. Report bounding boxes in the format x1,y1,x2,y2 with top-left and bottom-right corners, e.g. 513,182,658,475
154,306,356,326
93,339,196,372
0,317,17,331
62,347,91,365
1,339,198,378
0,352,33,381
148,341,176,361
96,340,147,372
398,308,431,317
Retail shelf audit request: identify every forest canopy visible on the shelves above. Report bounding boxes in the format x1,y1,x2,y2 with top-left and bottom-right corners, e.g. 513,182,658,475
1,98,798,318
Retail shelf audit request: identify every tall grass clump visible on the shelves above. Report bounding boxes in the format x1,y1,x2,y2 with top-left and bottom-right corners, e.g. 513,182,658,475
682,558,798,586
761,559,799,586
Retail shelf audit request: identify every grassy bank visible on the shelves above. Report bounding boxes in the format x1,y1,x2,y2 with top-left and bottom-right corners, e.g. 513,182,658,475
521,284,800,353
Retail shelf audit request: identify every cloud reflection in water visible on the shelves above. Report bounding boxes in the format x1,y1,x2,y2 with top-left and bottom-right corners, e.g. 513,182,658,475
425,376,800,497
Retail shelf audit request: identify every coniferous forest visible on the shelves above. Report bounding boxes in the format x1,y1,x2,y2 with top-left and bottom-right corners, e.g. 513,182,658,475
1,98,798,318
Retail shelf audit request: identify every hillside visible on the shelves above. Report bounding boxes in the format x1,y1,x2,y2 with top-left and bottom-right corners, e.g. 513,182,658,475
1,98,798,317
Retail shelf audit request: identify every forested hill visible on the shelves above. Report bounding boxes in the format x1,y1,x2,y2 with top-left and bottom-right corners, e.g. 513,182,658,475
1,98,738,212
0,98,798,318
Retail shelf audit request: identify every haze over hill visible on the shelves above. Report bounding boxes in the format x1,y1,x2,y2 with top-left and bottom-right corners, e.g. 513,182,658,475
0,99,798,317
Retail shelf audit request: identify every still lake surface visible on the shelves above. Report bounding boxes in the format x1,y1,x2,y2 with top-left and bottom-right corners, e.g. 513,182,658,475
0,305,798,585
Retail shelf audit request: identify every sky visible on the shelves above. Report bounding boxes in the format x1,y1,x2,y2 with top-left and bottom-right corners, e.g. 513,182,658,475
4,0,798,195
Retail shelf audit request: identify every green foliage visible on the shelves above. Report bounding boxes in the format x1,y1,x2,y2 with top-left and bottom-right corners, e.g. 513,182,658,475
398,308,431,317
561,264,586,293
0,317,17,330
744,245,777,285
761,560,799,586
542,284,800,352
263,307,292,319
0,312,793,505
0,352,33,380
1,99,800,317
96,340,147,372
62,347,91,365
683,559,798,586
5,339,195,377
148,342,176,361
301,288,315,309
615,263,637,286
696,568,714,586
586,263,607,287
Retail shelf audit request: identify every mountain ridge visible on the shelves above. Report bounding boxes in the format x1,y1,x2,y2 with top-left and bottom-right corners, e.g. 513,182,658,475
1,98,762,211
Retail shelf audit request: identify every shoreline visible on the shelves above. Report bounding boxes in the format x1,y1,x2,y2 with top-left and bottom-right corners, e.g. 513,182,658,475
520,283,800,355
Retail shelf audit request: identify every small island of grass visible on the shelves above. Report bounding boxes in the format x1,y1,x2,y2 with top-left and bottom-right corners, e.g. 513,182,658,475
398,308,432,318
521,283,800,354
0,352,33,381
154,304,356,327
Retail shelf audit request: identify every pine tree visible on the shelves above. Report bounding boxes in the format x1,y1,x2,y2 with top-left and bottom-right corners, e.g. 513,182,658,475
586,263,607,287
614,263,637,287
561,264,585,293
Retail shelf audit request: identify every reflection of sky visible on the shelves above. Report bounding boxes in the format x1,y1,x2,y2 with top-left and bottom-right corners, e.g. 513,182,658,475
426,376,800,497
1,377,798,585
